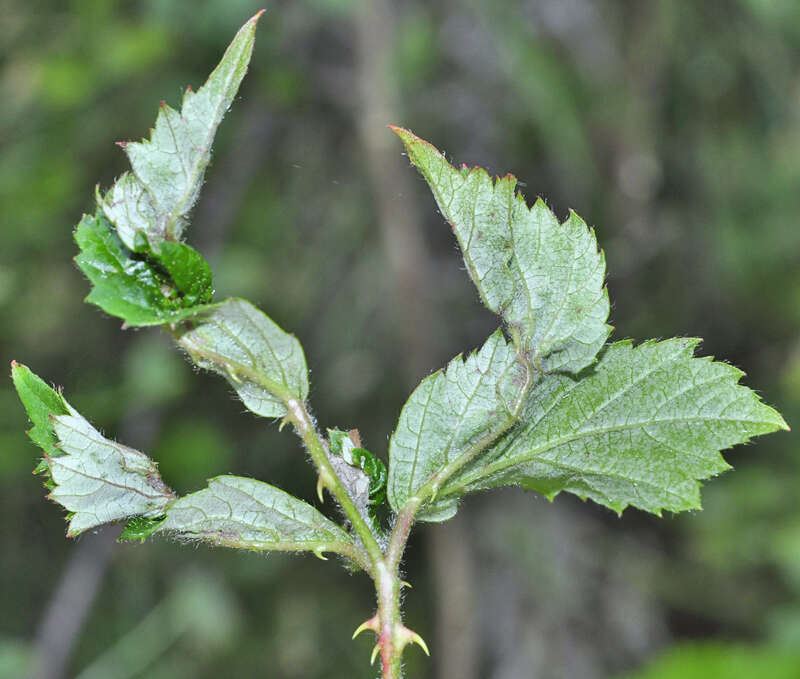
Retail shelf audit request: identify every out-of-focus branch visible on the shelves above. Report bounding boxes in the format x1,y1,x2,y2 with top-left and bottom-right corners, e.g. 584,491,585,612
29,524,122,679
354,3,479,678
193,97,274,259
354,0,436,381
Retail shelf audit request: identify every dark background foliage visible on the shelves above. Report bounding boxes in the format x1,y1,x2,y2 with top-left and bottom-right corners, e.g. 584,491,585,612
1,1,798,677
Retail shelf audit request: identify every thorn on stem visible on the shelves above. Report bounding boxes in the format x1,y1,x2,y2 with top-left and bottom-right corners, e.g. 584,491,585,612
370,643,381,666
351,616,378,640
399,626,430,656
409,631,430,656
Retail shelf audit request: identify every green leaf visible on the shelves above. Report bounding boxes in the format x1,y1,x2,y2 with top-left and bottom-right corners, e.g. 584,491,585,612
14,375,177,536
13,365,174,537
103,11,263,248
387,330,528,520
75,212,216,326
11,361,69,459
152,240,214,307
327,429,388,528
119,516,167,542
175,298,309,417
158,475,355,558
432,339,789,516
392,127,611,374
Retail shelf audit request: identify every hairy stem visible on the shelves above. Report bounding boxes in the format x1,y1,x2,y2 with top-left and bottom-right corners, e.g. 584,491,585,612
284,398,384,572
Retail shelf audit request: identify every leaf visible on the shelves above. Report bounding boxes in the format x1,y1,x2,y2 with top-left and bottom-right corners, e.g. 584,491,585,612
11,361,69,459
392,127,611,374
327,429,388,529
75,212,216,326
99,173,159,252
119,516,167,542
175,298,309,417
158,475,355,557
49,411,175,536
103,11,263,248
431,339,788,516
153,240,214,307
387,330,528,520
11,364,176,536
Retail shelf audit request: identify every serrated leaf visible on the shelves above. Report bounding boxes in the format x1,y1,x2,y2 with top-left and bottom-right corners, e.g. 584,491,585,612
158,475,355,556
387,330,528,520
31,402,175,536
11,361,69,459
431,339,788,516
175,298,309,417
75,211,216,326
14,365,174,537
105,12,262,247
99,172,159,251
392,127,611,374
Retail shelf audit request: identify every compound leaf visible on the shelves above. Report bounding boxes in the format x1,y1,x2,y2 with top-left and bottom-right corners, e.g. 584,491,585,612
433,338,788,515
387,330,528,520
392,127,611,374
175,298,309,418
75,212,216,326
158,475,357,559
103,11,263,248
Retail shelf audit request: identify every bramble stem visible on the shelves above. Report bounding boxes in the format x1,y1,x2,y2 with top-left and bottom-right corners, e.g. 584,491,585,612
284,399,384,572
288,351,531,677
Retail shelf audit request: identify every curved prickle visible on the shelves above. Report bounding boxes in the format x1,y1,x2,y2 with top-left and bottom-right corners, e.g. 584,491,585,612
352,616,379,640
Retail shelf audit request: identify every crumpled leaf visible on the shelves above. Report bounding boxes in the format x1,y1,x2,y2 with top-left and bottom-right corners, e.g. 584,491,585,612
430,339,789,516
387,330,528,520
392,127,611,374
175,298,309,417
75,211,216,326
159,475,356,558
12,363,175,536
101,11,263,249
328,429,388,530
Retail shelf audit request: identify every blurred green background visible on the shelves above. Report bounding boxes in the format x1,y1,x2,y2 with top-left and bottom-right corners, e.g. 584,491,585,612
1,0,799,677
